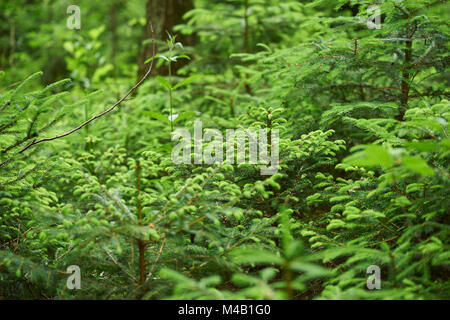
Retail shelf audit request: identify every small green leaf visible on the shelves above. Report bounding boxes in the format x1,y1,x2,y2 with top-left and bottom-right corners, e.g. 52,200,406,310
402,156,434,176
406,140,437,152
173,75,201,90
344,145,393,168
156,76,171,90
173,112,197,124
145,111,170,123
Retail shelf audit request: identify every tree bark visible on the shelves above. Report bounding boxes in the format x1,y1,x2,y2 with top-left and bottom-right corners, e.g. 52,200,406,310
137,0,195,80
109,1,124,75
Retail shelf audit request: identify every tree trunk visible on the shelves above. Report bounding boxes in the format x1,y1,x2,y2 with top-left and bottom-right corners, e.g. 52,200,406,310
109,1,123,76
137,0,195,80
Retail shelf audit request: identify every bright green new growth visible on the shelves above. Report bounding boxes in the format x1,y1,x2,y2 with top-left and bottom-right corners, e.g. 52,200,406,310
0,0,448,300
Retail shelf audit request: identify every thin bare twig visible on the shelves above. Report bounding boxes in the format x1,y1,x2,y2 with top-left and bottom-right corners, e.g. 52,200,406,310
102,245,138,283
19,22,157,154
147,238,165,279
0,80,22,93
0,100,11,113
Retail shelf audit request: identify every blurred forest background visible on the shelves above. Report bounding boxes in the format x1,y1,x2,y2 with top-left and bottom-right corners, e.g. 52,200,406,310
0,0,449,299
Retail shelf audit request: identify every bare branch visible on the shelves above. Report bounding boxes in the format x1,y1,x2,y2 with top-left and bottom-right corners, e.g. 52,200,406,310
19,21,157,154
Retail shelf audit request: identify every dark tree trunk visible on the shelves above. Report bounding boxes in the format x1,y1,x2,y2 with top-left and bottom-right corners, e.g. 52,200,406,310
109,1,123,76
137,0,195,80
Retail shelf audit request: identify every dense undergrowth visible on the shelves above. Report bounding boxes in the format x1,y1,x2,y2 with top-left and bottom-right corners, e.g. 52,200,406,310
0,0,449,299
